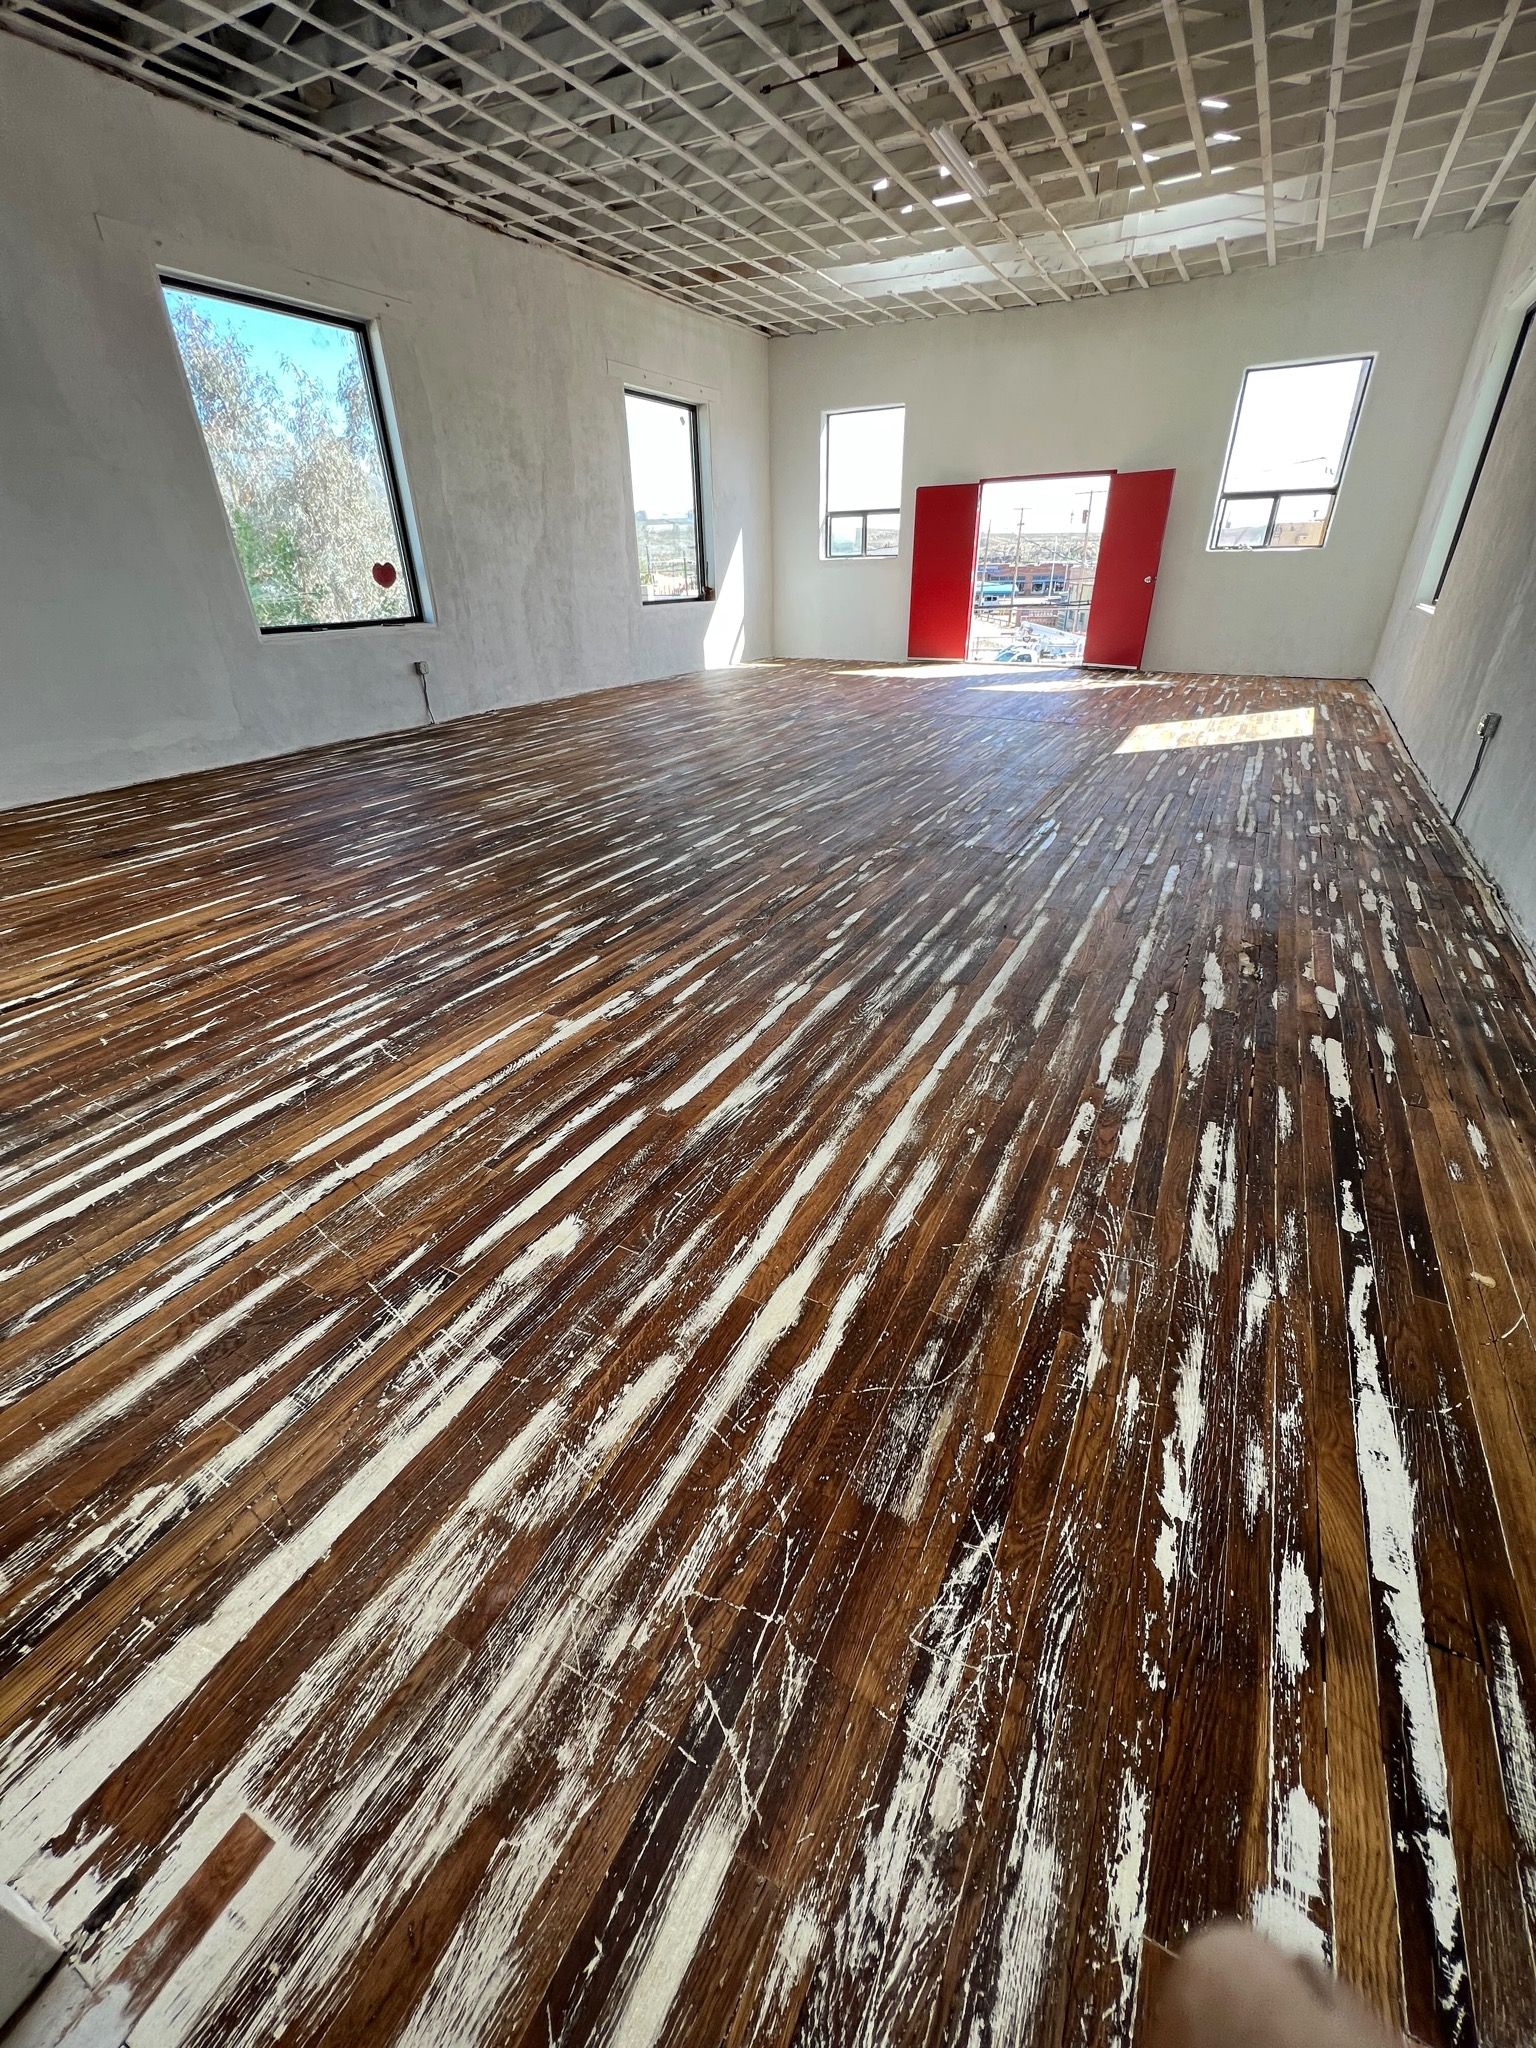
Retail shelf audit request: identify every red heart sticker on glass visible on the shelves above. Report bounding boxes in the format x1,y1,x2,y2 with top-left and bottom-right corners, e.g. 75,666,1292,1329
371,562,398,588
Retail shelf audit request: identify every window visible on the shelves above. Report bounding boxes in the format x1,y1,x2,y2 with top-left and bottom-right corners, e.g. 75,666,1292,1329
1427,305,1533,605
1209,356,1372,552
161,280,424,631
625,391,706,603
824,405,905,557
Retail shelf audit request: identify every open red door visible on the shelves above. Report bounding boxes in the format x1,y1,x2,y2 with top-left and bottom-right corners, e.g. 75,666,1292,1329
907,483,981,659
1082,469,1175,668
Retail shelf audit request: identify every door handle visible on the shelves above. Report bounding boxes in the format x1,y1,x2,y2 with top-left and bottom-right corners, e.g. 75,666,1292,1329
1144,575,1154,584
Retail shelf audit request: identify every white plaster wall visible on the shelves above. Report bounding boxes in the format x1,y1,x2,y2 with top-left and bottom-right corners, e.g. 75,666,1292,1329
1371,187,1536,939
769,234,1501,679
0,32,772,807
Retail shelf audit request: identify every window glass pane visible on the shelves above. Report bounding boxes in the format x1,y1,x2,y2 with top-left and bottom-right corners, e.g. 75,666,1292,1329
625,393,702,601
1272,493,1333,547
163,284,415,630
865,514,900,556
1213,497,1274,550
826,407,905,514
827,514,864,556
1222,357,1369,494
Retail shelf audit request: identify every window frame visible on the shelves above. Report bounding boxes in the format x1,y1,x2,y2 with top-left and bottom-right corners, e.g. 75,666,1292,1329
822,404,905,561
623,387,710,606
1425,303,1534,607
824,509,901,558
160,274,429,636
1208,353,1374,555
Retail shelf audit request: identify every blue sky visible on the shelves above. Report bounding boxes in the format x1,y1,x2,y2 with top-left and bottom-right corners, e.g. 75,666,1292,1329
165,285,362,426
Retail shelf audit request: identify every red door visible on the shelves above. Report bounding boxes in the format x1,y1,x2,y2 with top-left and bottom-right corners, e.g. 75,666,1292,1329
907,483,981,659
1082,469,1176,668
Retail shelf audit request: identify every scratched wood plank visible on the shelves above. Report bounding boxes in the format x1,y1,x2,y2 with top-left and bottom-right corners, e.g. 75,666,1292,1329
1,661,1534,2048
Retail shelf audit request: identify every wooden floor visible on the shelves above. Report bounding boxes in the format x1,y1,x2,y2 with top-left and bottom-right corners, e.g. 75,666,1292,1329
3,661,1536,2048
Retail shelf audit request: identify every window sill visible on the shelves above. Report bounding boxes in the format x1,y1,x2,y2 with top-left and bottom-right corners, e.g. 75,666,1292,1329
258,614,433,635
641,594,713,607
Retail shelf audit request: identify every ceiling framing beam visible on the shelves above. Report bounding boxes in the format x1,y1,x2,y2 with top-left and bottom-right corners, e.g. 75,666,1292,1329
1467,93,1536,225
1248,0,1278,262
1414,0,1520,232
1161,0,1214,183
1316,0,1354,247
1364,0,1436,244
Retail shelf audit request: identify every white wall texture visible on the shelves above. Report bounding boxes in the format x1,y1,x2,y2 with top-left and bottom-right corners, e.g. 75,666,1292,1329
1371,186,1536,939
0,32,772,807
769,233,1501,679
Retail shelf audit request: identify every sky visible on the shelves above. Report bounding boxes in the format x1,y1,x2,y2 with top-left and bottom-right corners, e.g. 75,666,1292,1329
826,405,904,513
1224,357,1369,492
978,473,1111,541
164,284,365,428
626,393,698,520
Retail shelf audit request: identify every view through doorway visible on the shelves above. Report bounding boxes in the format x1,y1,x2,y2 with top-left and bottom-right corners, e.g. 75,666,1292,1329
969,472,1111,664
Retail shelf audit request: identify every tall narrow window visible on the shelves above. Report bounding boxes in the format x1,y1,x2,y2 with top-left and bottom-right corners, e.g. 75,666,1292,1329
1429,305,1534,604
1210,356,1372,551
824,405,905,558
161,280,424,631
625,391,706,603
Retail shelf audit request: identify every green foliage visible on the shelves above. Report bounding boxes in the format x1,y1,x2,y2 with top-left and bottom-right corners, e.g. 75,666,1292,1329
169,297,409,628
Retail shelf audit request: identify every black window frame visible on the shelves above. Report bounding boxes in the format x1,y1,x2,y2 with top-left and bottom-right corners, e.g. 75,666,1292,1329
824,509,902,558
1431,303,1534,604
822,405,905,560
1209,354,1373,554
160,275,427,636
624,388,709,606
1210,491,1340,551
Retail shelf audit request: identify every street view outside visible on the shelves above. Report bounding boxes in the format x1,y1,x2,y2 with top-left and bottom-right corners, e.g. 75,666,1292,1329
625,392,703,601
969,473,1111,663
162,284,414,629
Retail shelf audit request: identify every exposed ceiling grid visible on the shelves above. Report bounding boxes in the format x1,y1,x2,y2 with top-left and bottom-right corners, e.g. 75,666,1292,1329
5,0,1533,331
881,0,1080,296
738,0,1034,308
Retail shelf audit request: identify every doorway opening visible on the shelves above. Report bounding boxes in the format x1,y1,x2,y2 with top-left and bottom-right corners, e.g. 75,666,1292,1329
969,472,1111,664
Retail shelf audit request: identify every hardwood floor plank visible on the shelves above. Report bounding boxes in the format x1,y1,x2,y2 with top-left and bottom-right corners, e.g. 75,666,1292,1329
1,660,1534,2046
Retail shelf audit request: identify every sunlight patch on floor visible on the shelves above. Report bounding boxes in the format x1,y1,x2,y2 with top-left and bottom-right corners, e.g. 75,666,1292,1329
1116,706,1316,753
839,664,993,681
837,666,1154,692
969,677,1148,694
